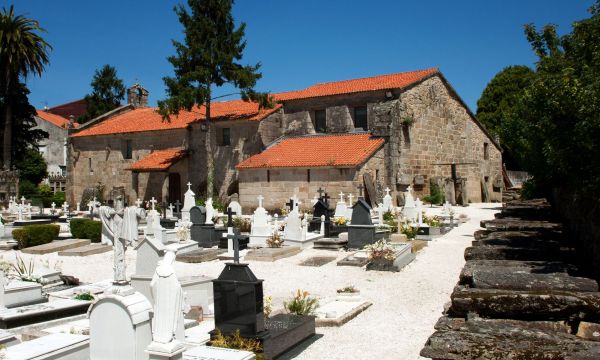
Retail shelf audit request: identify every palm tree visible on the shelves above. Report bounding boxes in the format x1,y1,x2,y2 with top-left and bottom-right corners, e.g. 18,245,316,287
0,6,51,169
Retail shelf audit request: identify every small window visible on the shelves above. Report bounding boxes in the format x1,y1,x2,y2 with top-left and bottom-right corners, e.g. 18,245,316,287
307,169,311,183
125,140,133,159
88,158,93,173
314,110,326,133
483,142,489,160
220,128,231,146
354,106,368,130
267,170,271,183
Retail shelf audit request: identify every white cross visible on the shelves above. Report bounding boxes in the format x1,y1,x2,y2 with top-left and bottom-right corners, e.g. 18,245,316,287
150,197,157,210
257,195,264,208
348,193,354,205
187,182,192,191
385,187,391,196
62,202,69,213
407,186,413,194
135,198,143,208
168,203,174,213
338,192,345,202
51,202,56,210
21,196,25,205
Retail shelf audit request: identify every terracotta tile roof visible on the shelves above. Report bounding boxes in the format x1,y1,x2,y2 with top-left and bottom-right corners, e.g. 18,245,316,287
127,149,187,171
236,133,384,169
47,99,88,119
72,100,282,137
275,68,438,101
36,110,79,129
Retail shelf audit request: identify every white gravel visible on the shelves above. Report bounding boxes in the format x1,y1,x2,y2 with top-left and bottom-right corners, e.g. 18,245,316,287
0,203,500,360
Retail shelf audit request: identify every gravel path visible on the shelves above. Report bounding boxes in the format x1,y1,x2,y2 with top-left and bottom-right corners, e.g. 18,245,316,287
0,203,500,360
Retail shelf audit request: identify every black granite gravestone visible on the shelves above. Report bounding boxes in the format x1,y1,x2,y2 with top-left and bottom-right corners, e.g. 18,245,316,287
309,199,332,235
347,198,378,248
190,206,221,247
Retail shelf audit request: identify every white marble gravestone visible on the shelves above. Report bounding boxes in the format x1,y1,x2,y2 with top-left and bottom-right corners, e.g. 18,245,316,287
402,186,417,223
89,291,153,360
227,201,242,217
182,182,195,222
334,192,348,218
383,187,393,211
283,208,302,241
249,195,272,246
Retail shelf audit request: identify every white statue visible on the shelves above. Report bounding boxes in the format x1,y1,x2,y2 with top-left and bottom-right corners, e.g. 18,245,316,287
205,198,214,225
148,250,186,350
115,206,146,284
99,206,122,246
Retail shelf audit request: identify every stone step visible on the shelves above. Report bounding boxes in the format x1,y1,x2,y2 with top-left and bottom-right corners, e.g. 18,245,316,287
176,248,226,263
313,238,347,250
464,245,571,262
467,269,598,292
57,244,112,257
244,246,302,262
21,239,91,255
449,285,600,321
472,230,563,248
460,260,577,284
480,219,562,232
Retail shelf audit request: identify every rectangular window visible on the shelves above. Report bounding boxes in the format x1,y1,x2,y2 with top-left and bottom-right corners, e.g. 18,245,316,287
125,140,133,159
314,110,326,133
267,170,271,183
307,169,311,183
88,158,93,173
220,128,231,146
484,142,489,160
354,106,368,130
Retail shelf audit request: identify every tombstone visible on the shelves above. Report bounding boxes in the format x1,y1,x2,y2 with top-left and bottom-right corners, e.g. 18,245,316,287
374,203,385,225
249,195,272,246
402,186,417,223
334,192,348,218
227,201,242,217
444,178,456,206
146,250,186,360
415,198,423,226
310,198,331,236
283,207,303,241
347,198,377,249
190,206,220,248
181,182,195,222
383,187,393,212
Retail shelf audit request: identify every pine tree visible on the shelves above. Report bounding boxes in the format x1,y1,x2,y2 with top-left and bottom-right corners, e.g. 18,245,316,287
159,0,271,198
78,64,125,123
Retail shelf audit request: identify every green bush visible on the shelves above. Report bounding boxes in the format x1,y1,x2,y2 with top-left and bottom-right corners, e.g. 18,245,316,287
423,182,445,205
196,197,226,212
52,192,66,207
69,219,101,242
12,224,59,249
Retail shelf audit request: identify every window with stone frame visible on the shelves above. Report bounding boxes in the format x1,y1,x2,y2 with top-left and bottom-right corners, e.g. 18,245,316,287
314,110,327,133
484,142,489,160
218,127,231,146
353,106,368,130
124,139,133,159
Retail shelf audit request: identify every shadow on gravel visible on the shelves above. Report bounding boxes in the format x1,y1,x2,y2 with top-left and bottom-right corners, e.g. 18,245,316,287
278,334,325,360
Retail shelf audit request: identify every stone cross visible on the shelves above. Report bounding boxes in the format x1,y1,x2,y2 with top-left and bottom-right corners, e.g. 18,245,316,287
51,202,56,213
348,193,354,205
62,202,69,215
135,198,143,208
338,192,345,202
357,184,364,198
385,187,391,196
76,202,81,212
257,195,264,208
187,182,192,191
407,185,413,194
227,233,241,264
149,197,157,211
226,207,236,228
286,199,295,212
174,200,182,213
168,203,174,215
317,187,325,198
21,196,25,206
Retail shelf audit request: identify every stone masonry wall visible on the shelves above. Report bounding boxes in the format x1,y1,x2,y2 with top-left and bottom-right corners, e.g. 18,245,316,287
33,117,67,174
238,148,385,212
69,129,189,205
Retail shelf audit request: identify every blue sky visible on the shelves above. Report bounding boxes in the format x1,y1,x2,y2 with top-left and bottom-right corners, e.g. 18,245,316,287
7,0,594,112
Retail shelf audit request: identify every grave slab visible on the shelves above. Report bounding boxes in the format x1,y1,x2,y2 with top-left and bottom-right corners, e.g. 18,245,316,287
244,247,302,262
299,256,337,267
0,328,19,347
183,346,255,360
366,243,415,272
263,314,316,360
2,281,46,308
21,239,90,255
57,243,112,256
176,248,226,263
337,252,370,267
313,238,347,250
184,319,214,347
315,300,372,327
0,299,92,329
4,333,89,360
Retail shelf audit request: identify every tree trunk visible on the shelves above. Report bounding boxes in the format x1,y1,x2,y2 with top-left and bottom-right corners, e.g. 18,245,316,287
205,92,214,199
3,102,12,170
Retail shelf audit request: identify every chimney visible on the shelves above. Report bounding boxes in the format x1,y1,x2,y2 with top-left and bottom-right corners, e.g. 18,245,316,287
127,83,149,108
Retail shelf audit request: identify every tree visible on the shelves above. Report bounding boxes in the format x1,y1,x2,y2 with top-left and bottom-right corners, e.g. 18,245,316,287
476,66,534,168
13,148,47,186
159,0,271,199
0,5,51,169
78,64,125,123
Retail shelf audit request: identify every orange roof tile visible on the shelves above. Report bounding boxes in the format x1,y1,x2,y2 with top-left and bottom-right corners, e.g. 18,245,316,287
127,149,187,172
36,110,78,129
72,100,282,137
236,133,384,169
275,68,438,101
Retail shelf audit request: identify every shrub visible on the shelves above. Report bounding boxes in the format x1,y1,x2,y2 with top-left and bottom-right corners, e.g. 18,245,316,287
195,197,226,212
284,289,319,316
232,216,251,232
51,192,66,207
12,225,59,249
74,292,94,301
69,219,101,242
210,329,263,359
423,182,445,205
400,223,418,239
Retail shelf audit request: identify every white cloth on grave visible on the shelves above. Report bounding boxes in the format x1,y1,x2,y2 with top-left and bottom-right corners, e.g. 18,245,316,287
119,206,145,245
150,251,186,344
99,206,121,246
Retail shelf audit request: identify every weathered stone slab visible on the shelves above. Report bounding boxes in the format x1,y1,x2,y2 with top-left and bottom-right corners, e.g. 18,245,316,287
57,244,111,256
315,300,372,327
337,252,369,267
577,321,600,342
176,248,226,263
449,286,600,321
460,260,577,285
244,246,302,262
433,316,571,334
21,239,90,255
472,230,562,248
480,219,562,232
298,256,337,267
313,238,347,250
464,245,570,261
469,270,598,292
421,320,600,360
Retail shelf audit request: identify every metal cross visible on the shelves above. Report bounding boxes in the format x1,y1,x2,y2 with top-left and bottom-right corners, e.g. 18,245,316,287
357,184,364,198
317,187,325,198
286,198,295,212
227,233,241,264
322,192,330,206
174,200,182,213
226,207,236,227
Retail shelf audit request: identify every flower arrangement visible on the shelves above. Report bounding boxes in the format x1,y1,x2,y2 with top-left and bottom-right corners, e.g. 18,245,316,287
364,239,396,262
74,292,94,301
263,295,273,319
280,207,289,216
210,329,263,359
399,223,418,239
423,214,442,227
284,289,319,316
336,286,359,294
175,221,191,242
266,231,284,248
333,216,347,226
232,216,252,232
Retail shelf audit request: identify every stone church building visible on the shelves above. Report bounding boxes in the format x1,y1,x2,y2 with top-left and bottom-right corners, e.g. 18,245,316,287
67,68,502,209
